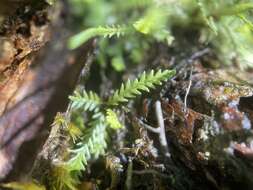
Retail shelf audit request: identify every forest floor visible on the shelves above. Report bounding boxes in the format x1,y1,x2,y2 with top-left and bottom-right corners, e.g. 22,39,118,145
0,1,253,190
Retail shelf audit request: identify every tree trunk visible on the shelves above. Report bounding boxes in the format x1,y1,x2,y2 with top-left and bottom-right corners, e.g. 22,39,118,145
0,0,94,181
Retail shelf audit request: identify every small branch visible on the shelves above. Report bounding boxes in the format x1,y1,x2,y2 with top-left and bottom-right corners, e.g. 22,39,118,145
189,48,210,62
155,101,171,158
184,66,193,114
136,118,160,134
134,102,171,158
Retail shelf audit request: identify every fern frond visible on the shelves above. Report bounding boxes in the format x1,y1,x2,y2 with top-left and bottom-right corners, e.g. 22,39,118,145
1,181,45,190
133,7,165,35
106,109,123,129
197,0,218,34
52,112,84,143
214,2,253,17
133,7,173,44
68,123,82,143
67,114,107,172
70,90,101,112
108,69,176,105
52,113,67,127
68,25,129,49
239,15,253,31
116,0,152,10
50,165,77,190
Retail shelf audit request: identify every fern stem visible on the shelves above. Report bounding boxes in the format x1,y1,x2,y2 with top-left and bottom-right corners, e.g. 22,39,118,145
107,69,176,105
68,25,130,49
212,3,253,17
69,90,101,112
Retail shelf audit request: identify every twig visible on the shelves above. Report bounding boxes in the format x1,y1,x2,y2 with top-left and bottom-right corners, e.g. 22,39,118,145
155,101,171,158
189,48,210,62
184,66,193,114
135,101,171,158
136,118,160,134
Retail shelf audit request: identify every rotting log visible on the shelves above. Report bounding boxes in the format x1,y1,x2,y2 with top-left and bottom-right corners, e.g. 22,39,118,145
0,0,94,181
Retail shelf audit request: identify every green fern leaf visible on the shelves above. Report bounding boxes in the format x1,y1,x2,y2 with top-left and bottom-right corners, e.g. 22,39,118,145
108,69,176,105
50,166,77,190
68,25,128,49
1,182,45,190
116,0,152,10
239,15,253,31
68,144,88,171
70,90,101,112
67,115,107,172
68,123,82,143
106,109,123,129
214,2,253,16
197,0,218,34
52,113,67,127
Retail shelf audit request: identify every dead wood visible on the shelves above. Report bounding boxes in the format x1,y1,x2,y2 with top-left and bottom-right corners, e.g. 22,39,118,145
0,1,94,181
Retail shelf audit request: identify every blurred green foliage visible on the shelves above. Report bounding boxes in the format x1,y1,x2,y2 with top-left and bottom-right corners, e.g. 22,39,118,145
69,0,253,69
5,1,253,189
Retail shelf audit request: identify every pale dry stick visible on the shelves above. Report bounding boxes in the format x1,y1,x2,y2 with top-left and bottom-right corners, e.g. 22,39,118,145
135,103,171,159
183,66,193,114
189,48,210,61
137,119,160,134
155,100,171,158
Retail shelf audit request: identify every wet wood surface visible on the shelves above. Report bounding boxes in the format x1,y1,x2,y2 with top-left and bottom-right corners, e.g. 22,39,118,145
0,1,94,181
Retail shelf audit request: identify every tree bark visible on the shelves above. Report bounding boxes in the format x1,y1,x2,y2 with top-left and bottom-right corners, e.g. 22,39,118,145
0,0,94,181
